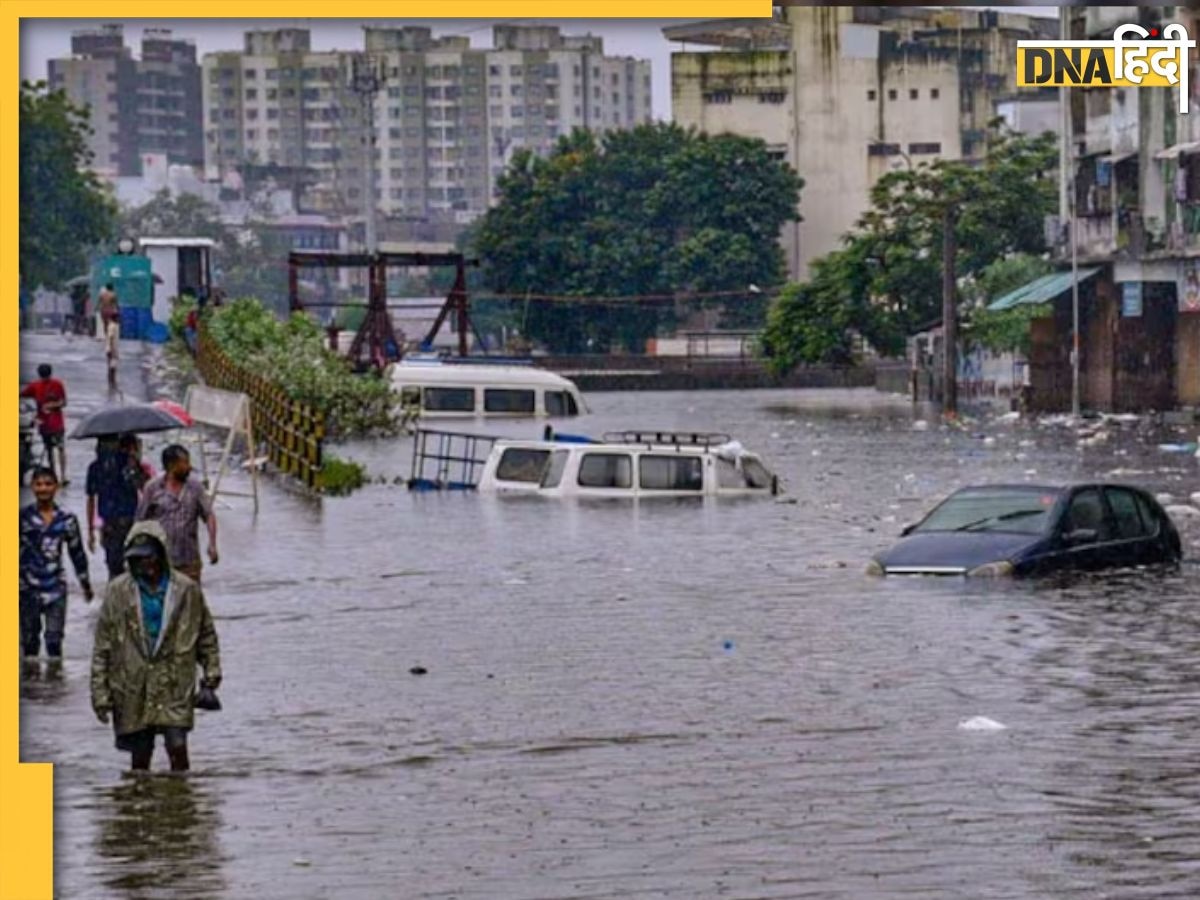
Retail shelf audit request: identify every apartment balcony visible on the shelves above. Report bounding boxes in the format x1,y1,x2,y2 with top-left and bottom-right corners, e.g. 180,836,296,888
1073,214,1116,261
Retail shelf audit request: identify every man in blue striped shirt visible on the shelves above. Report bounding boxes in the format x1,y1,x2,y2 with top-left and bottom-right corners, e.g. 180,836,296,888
20,467,93,658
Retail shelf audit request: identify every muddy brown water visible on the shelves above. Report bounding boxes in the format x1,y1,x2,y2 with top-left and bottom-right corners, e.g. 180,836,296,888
19,368,1200,898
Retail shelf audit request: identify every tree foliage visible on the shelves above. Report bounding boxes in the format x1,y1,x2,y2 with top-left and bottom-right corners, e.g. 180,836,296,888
475,123,803,352
19,81,117,290
962,253,1054,356
762,123,1057,369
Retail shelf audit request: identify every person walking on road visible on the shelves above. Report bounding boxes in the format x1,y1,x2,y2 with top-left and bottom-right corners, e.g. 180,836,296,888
136,445,218,585
20,363,69,484
20,467,93,659
91,520,222,772
86,434,150,580
98,283,120,390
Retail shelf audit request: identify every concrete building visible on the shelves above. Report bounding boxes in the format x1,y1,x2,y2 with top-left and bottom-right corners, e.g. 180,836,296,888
201,25,652,224
48,24,203,177
666,7,1059,280
1026,4,1200,412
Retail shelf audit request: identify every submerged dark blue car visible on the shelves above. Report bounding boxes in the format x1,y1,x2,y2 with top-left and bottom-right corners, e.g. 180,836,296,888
868,483,1183,577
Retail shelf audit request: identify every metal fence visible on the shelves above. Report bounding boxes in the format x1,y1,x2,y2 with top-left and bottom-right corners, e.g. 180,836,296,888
195,324,326,492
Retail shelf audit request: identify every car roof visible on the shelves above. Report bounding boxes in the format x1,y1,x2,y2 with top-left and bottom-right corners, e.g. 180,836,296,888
951,482,1157,499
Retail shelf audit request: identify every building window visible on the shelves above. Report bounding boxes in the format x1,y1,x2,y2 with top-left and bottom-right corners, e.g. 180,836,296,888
490,105,503,118
511,84,523,97
265,69,278,80
931,88,940,100
909,89,919,100
703,91,733,105
246,129,258,140
758,91,786,104
246,88,257,100
246,109,258,121
512,106,524,117
868,142,902,157
867,89,877,101
389,127,402,139
267,89,277,101
887,89,897,100
510,65,523,77
909,142,942,155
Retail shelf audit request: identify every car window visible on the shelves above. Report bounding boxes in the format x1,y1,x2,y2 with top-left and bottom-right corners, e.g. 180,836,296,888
1133,492,1162,537
544,391,566,417
484,388,535,414
398,385,421,407
424,387,475,412
578,453,632,489
496,448,550,482
1105,488,1147,539
915,488,1057,534
639,455,703,491
1063,489,1112,540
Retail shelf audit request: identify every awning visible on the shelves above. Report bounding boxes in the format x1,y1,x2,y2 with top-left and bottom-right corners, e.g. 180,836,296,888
987,268,1102,312
1099,150,1138,165
1154,140,1200,161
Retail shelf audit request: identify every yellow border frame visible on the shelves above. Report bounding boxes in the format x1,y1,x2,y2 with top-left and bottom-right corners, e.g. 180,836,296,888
4,3,770,897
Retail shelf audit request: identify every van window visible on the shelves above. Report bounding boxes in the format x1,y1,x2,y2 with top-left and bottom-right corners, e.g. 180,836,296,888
742,459,773,490
398,386,420,407
545,390,579,416
715,458,745,489
639,455,703,491
485,388,535,414
578,453,632,488
541,450,569,487
424,387,475,412
496,448,550,482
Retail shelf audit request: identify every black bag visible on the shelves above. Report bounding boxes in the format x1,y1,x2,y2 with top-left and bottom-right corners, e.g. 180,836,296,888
194,683,222,711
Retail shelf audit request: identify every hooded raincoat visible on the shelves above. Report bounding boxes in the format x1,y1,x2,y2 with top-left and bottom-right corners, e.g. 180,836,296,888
90,520,221,736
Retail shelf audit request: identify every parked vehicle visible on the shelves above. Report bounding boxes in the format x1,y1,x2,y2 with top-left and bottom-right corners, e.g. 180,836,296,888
389,356,585,419
477,429,778,498
408,426,779,497
867,483,1183,577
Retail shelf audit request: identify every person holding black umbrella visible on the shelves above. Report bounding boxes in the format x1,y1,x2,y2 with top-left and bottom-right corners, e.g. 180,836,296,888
86,434,149,580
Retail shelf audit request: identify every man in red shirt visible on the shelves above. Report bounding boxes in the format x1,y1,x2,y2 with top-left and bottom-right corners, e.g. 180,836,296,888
21,363,69,484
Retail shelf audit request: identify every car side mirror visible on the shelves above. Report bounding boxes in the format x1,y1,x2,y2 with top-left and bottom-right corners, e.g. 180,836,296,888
1063,528,1099,546
900,522,917,537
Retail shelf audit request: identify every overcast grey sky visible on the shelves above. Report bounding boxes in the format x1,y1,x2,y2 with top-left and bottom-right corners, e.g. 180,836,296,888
20,12,1057,121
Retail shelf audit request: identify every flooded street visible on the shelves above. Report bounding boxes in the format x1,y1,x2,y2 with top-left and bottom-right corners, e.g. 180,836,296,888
20,341,1200,898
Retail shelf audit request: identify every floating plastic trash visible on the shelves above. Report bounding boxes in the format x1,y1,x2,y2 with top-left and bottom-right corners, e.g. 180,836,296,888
958,716,1007,732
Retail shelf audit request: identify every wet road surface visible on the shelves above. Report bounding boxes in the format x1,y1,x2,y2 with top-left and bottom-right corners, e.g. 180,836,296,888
19,333,1200,898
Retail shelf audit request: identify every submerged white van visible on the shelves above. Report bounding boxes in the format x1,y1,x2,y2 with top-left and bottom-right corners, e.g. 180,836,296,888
389,358,586,419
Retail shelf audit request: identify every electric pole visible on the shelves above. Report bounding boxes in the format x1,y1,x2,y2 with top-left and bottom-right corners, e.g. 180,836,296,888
349,55,383,254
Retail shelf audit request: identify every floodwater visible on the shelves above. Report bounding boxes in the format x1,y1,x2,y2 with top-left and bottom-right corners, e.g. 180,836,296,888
19,349,1200,898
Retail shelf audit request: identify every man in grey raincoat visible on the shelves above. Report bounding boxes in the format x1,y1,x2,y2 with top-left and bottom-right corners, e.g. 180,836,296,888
90,520,222,772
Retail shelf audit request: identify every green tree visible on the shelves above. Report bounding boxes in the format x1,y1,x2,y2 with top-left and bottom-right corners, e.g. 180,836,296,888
475,123,802,352
962,253,1054,356
19,81,117,290
763,123,1057,369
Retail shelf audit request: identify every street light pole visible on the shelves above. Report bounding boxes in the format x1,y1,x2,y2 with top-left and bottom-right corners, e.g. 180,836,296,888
350,55,383,255
1062,10,1082,418
942,202,958,417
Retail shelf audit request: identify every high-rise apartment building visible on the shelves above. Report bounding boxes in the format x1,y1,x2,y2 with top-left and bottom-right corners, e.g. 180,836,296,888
201,25,653,221
48,24,203,177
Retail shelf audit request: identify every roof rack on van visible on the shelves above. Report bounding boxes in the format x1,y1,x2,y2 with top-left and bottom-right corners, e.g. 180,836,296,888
601,431,732,447
440,356,535,367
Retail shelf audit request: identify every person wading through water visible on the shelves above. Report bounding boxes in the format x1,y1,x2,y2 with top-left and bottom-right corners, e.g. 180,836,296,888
20,466,93,659
86,433,150,580
90,521,221,772
97,282,120,390
136,445,218,585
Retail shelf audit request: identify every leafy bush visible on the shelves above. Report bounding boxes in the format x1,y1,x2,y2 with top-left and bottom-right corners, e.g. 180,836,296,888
206,298,399,437
321,454,368,496
167,295,197,342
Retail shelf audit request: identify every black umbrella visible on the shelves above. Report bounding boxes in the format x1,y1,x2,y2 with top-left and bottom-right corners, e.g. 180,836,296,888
70,402,191,439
